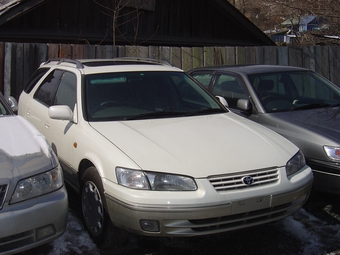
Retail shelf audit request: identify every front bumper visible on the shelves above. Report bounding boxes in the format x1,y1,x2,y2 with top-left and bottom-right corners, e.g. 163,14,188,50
105,180,313,237
307,158,340,194
0,186,68,255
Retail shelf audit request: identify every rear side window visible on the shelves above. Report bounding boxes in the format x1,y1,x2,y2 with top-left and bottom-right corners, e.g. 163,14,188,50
24,68,50,93
34,70,64,107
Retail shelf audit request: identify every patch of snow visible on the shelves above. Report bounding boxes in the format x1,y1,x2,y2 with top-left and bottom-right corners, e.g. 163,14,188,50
283,208,340,255
0,116,52,158
48,210,100,255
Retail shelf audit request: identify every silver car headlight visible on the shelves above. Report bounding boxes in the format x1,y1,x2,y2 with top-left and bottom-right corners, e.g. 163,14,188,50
323,146,340,161
116,167,197,191
10,165,63,204
286,150,306,177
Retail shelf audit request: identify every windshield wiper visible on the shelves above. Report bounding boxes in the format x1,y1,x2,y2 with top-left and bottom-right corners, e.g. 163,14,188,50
123,111,185,120
185,108,226,116
291,103,332,111
124,108,226,120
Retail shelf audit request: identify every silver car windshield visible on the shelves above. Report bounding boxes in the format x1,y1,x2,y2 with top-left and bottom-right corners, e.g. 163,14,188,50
249,71,340,113
84,71,225,121
0,95,11,116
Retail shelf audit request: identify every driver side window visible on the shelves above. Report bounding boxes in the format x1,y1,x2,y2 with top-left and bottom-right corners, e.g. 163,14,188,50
54,72,77,111
212,75,247,108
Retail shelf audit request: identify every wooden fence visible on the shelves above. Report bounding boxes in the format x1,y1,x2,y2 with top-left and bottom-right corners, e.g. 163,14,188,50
2,42,340,100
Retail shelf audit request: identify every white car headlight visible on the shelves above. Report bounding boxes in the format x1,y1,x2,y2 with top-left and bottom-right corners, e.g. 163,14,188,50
286,150,306,177
116,167,197,191
323,146,340,161
10,165,63,204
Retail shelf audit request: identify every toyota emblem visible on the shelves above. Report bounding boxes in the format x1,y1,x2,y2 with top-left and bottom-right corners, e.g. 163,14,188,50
242,176,254,186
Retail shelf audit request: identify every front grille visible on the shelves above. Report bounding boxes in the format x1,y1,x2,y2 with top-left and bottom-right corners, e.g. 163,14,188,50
208,168,279,192
0,184,8,210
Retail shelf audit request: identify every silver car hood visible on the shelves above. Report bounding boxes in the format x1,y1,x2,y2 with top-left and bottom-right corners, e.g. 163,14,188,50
271,107,340,143
0,116,56,180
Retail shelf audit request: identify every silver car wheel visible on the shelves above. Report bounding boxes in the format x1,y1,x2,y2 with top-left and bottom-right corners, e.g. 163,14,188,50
82,180,104,236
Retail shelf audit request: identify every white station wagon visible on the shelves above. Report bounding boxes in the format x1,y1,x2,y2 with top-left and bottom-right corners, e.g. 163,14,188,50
18,58,313,248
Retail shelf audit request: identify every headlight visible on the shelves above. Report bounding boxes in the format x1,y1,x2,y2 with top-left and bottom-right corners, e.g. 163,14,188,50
286,150,306,177
116,167,197,191
323,146,340,161
10,166,63,204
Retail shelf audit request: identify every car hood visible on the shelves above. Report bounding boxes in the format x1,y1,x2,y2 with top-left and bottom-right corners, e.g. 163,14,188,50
90,113,297,177
0,116,57,180
272,107,340,143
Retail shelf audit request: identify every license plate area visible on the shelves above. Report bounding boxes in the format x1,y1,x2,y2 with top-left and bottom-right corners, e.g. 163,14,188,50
231,196,271,214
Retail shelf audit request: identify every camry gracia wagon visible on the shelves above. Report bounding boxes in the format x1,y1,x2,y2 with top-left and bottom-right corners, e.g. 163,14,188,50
18,58,313,248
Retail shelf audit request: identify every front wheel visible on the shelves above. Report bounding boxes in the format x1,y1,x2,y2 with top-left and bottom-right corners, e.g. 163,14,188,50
81,166,128,249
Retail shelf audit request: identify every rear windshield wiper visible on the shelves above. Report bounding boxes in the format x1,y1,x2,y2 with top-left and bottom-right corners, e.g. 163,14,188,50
185,108,227,116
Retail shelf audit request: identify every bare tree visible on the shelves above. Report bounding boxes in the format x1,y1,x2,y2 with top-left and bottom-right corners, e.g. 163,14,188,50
93,0,153,45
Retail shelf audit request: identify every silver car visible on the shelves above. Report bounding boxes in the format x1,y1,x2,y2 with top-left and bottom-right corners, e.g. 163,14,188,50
0,92,68,254
189,65,340,194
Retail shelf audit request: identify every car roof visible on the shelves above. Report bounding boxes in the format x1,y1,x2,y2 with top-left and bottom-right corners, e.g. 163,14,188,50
40,58,183,74
189,64,309,75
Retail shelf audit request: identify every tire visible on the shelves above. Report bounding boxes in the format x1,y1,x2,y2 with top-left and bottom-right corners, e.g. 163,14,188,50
80,166,128,249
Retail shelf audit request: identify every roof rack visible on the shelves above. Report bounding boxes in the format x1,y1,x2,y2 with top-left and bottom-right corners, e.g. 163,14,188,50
43,58,84,69
110,57,172,66
43,57,172,68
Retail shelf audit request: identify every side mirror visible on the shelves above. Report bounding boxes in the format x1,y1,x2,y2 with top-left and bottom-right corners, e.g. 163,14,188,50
237,99,252,112
48,105,73,121
215,96,229,108
6,96,18,112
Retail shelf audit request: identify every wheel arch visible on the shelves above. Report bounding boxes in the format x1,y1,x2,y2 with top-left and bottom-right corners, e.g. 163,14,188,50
79,159,95,181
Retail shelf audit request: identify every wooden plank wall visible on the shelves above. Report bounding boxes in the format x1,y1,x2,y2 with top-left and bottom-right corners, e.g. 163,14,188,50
2,42,340,100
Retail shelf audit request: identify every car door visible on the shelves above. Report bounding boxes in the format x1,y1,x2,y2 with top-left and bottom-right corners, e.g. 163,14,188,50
25,68,80,182
25,69,64,136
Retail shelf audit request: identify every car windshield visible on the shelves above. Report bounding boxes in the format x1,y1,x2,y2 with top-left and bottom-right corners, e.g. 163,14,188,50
0,95,11,116
84,71,225,121
249,71,340,113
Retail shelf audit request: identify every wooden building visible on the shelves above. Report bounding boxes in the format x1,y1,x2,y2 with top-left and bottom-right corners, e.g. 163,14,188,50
0,0,275,46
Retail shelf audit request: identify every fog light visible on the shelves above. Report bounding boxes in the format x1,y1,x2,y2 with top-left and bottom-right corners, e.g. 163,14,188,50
36,224,56,241
140,220,160,232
